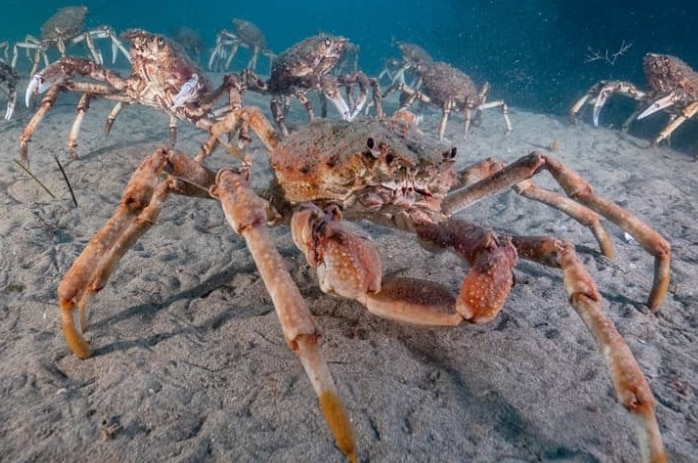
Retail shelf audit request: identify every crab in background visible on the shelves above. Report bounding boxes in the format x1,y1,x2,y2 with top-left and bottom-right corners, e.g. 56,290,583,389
12,6,131,76
378,40,434,86
0,61,20,120
383,60,511,141
56,89,669,462
171,26,206,65
208,18,275,73
21,28,250,164
570,53,698,146
0,40,9,63
242,34,371,135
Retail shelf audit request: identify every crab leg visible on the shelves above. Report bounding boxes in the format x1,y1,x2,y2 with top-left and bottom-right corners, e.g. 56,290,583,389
20,84,60,165
651,100,698,146
67,93,92,158
569,80,649,126
442,151,671,310
58,148,216,358
512,237,665,463
211,170,356,463
292,205,665,463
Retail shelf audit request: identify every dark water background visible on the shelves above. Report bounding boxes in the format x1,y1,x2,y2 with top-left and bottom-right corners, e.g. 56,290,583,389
3,1,697,129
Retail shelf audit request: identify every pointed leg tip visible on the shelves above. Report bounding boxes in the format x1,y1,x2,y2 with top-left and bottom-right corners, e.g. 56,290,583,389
319,390,356,462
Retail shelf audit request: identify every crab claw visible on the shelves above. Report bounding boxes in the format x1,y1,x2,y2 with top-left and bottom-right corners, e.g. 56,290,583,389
4,89,16,120
591,89,612,126
171,73,201,110
25,72,63,107
637,92,678,120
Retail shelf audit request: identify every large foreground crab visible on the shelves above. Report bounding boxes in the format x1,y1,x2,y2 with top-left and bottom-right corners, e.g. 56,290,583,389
12,6,130,77
58,104,670,462
570,53,698,146
21,28,249,164
383,60,511,141
242,34,371,135
0,61,19,120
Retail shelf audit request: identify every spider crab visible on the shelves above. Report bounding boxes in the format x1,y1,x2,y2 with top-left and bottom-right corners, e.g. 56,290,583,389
208,18,275,73
58,98,670,461
21,28,251,164
0,61,19,120
378,40,433,86
242,34,371,136
383,60,511,141
570,53,698,146
12,6,131,77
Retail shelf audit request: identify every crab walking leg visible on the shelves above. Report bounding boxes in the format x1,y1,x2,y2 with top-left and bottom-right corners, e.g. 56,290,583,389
67,93,91,158
569,81,649,126
3,79,16,120
58,148,216,358
292,205,665,463
443,151,671,310
651,100,698,146
452,158,615,258
211,170,356,463
513,237,665,463
20,85,60,165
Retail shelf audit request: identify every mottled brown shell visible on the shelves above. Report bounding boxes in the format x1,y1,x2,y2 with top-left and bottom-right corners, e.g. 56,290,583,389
120,29,214,116
418,61,478,108
643,53,698,100
268,35,349,93
397,42,433,66
270,118,457,214
232,18,267,50
40,6,88,42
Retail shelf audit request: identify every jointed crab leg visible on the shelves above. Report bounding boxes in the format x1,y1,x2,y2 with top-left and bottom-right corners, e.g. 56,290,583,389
293,205,665,463
211,169,357,463
58,148,215,358
442,151,671,310
513,237,665,463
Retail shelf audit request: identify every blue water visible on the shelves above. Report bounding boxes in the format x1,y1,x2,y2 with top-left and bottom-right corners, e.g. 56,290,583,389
3,0,697,117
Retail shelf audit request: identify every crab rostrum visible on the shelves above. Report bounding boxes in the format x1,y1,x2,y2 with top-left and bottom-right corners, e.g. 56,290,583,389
55,98,671,462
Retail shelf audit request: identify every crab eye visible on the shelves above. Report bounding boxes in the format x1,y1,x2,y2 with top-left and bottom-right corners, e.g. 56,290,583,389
443,147,457,159
366,137,375,150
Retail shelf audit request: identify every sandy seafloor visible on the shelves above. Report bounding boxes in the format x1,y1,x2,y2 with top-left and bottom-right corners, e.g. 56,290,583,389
0,80,696,463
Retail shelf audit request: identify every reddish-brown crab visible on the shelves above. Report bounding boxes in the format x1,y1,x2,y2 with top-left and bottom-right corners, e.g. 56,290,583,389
208,18,275,73
242,34,371,135
12,6,130,76
58,102,669,462
383,60,512,141
0,61,19,120
21,28,249,164
570,53,698,146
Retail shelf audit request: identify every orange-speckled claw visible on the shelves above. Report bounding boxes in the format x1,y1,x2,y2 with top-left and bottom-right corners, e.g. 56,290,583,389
456,238,517,323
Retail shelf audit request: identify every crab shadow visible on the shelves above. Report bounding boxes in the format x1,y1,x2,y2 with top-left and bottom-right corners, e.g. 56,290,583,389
88,260,272,357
